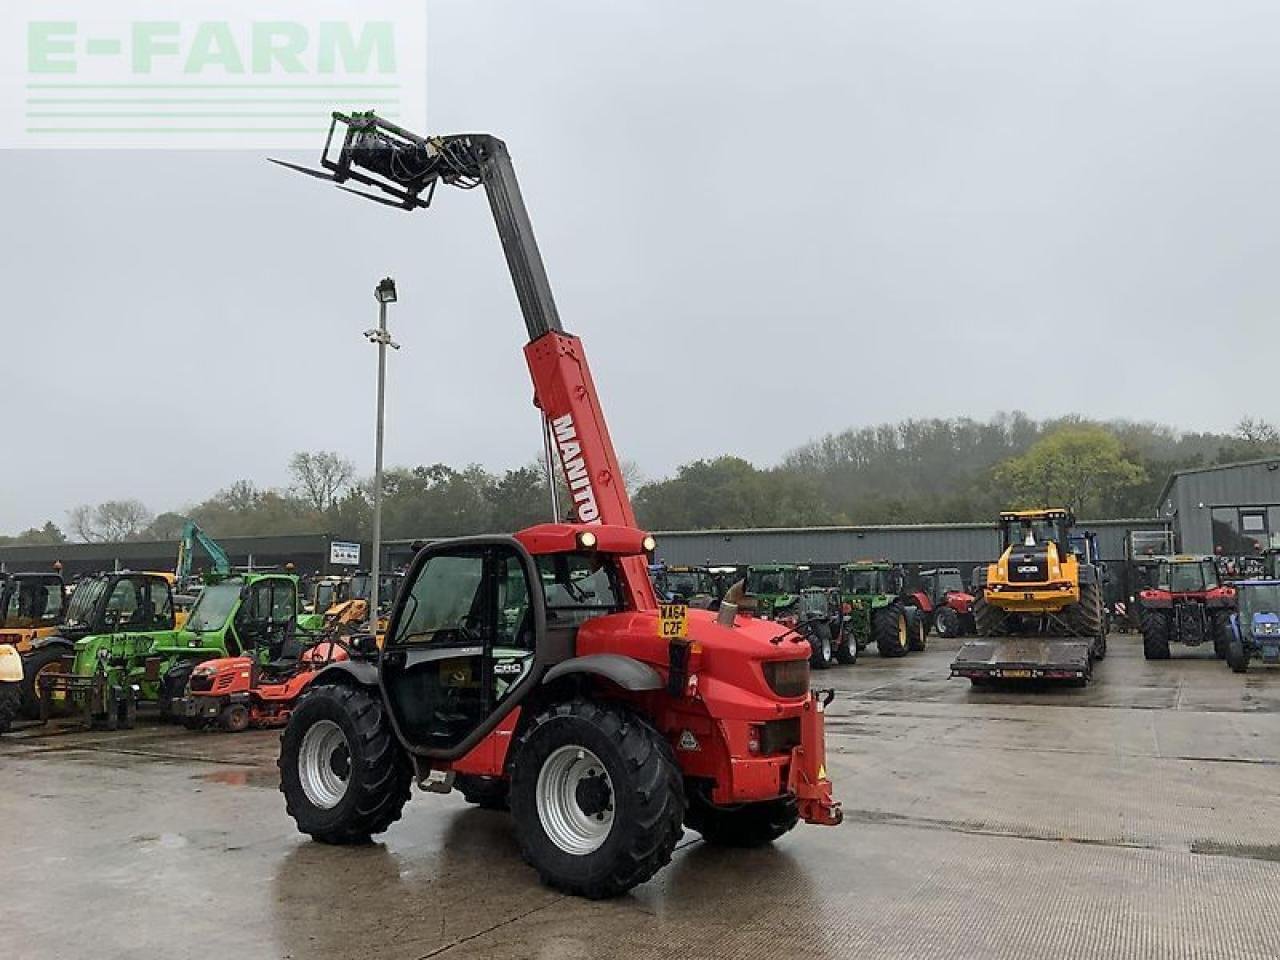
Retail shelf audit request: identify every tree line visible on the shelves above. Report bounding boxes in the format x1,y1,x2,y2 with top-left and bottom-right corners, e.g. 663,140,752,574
3,414,1278,546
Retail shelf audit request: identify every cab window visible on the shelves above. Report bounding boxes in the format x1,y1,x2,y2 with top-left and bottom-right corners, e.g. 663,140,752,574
392,552,486,647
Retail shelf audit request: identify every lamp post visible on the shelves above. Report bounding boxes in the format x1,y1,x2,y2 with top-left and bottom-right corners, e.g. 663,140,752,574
365,276,400,635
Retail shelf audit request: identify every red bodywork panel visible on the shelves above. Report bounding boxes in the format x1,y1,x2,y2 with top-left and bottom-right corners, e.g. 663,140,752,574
945,591,976,613
1139,586,1236,609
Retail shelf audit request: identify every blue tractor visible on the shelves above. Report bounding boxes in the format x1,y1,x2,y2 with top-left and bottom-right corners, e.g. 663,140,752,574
1221,579,1280,673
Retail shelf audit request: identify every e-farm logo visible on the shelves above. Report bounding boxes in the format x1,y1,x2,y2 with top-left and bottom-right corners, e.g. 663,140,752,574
0,1,426,148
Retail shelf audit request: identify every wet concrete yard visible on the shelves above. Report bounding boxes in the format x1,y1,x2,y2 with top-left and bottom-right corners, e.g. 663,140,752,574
4,636,1280,960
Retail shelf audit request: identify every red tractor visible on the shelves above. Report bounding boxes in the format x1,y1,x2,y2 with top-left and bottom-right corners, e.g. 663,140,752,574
905,567,976,639
271,113,841,900
1136,556,1236,660
174,640,351,732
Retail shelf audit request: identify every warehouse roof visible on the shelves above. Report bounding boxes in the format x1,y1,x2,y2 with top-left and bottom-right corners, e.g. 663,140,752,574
1154,456,1280,511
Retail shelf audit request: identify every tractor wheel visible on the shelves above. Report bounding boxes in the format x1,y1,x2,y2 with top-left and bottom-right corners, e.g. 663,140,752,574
158,660,198,720
873,604,909,658
218,702,251,733
279,683,412,845
906,608,928,652
19,647,66,720
684,789,799,848
834,633,858,665
809,626,834,670
972,596,1005,637
1141,611,1171,660
1064,582,1106,642
455,774,510,811
934,607,961,639
0,683,20,734
1212,615,1230,660
508,698,684,899
1227,637,1249,674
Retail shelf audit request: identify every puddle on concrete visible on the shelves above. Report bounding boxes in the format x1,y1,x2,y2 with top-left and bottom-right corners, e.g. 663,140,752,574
195,768,278,789
1190,840,1280,863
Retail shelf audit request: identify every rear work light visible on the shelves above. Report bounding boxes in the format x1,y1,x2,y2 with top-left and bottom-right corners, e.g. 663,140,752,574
763,658,810,698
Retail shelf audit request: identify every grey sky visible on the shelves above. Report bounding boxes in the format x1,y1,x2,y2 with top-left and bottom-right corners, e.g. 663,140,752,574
3,0,1278,534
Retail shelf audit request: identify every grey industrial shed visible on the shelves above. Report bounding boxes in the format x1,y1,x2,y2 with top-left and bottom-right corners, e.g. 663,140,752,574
649,518,1170,571
1156,456,1280,555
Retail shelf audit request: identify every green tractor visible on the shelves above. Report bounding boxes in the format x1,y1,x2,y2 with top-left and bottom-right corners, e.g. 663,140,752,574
743,563,808,619
837,561,927,658
37,571,319,729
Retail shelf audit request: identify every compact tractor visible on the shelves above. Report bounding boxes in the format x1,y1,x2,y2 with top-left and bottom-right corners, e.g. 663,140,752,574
908,567,976,638
953,509,1107,684
837,561,926,657
271,111,840,899
0,570,67,717
1221,580,1280,672
1135,556,1235,660
776,586,854,669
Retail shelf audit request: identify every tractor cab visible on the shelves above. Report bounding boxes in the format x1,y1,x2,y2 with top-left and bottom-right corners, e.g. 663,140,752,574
1000,509,1073,555
650,564,718,609
350,572,405,616
743,564,807,618
58,572,175,641
0,572,66,649
182,574,303,659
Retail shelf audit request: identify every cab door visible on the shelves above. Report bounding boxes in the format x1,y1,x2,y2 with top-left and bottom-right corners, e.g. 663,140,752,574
379,538,545,759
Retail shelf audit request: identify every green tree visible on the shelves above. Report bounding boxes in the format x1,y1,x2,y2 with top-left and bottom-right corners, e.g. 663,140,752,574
993,426,1147,517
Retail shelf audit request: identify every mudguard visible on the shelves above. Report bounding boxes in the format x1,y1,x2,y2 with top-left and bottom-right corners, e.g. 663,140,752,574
28,635,74,652
542,653,663,691
309,659,379,688
0,646,22,683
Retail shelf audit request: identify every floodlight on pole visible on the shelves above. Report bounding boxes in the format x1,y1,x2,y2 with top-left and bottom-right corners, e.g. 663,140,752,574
366,276,399,636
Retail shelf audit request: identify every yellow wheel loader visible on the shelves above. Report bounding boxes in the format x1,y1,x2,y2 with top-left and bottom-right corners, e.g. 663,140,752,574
952,509,1108,685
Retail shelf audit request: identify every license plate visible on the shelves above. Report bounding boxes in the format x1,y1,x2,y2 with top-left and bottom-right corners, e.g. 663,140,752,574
1001,669,1033,678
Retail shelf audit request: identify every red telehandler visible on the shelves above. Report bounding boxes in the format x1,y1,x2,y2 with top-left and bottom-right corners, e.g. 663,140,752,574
271,113,841,899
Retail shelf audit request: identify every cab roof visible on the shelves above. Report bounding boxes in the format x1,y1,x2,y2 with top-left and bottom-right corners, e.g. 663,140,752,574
999,509,1072,521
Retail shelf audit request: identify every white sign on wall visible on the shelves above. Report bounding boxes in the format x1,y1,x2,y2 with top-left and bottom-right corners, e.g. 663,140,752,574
330,541,361,566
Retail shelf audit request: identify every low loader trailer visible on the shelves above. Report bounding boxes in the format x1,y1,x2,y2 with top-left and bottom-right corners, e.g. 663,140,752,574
950,636,1093,684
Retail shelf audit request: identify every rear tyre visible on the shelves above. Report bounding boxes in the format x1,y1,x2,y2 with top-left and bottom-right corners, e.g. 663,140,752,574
0,683,20,733
973,596,1005,637
809,626,834,669
509,698,684,899
1227,637,1249,674
19,646,66,720
873,604,909,658
906,609,928,652
1141,611,1171,660
684,789,799,847
455,774,510,811
1212,615,1230,660
279,683,412,844
834,633,858,665
934,607,961,639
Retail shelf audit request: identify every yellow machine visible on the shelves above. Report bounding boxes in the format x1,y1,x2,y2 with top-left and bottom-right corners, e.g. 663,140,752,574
973,509,1106,640
0,571,67,656
0,645,22,733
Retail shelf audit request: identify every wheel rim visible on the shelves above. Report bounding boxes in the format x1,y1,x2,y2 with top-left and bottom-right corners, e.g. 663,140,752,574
897,616,907,648
822,634,832,662
35,661,65,705
298,720,351,810
536,745,615,855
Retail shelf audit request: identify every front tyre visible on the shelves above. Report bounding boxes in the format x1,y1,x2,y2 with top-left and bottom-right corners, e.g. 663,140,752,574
1226,637,1249,674
934,606,961,639
278,684,412,844
809,625,834,670
509,699,684,899
0,683,19,733
873,604,909,658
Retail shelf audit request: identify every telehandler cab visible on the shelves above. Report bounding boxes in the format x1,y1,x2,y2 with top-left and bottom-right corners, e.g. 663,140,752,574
272,112,840,899
0,571,66,717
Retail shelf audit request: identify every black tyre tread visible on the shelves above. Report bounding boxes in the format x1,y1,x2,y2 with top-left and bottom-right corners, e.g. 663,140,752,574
1212,614,1230,660
18,646,66,720
808,626,833,669
1227,637,1249,673
455,774,510,810
684,792,799,847
834,635,858,665
935,607,961,639
509,698,684,900
873,604,909,658
1062,582,1105,640
906,609,928,652
1141,610,1171,660
973,595,1006,637
0,683,19,733
279,683,412,844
